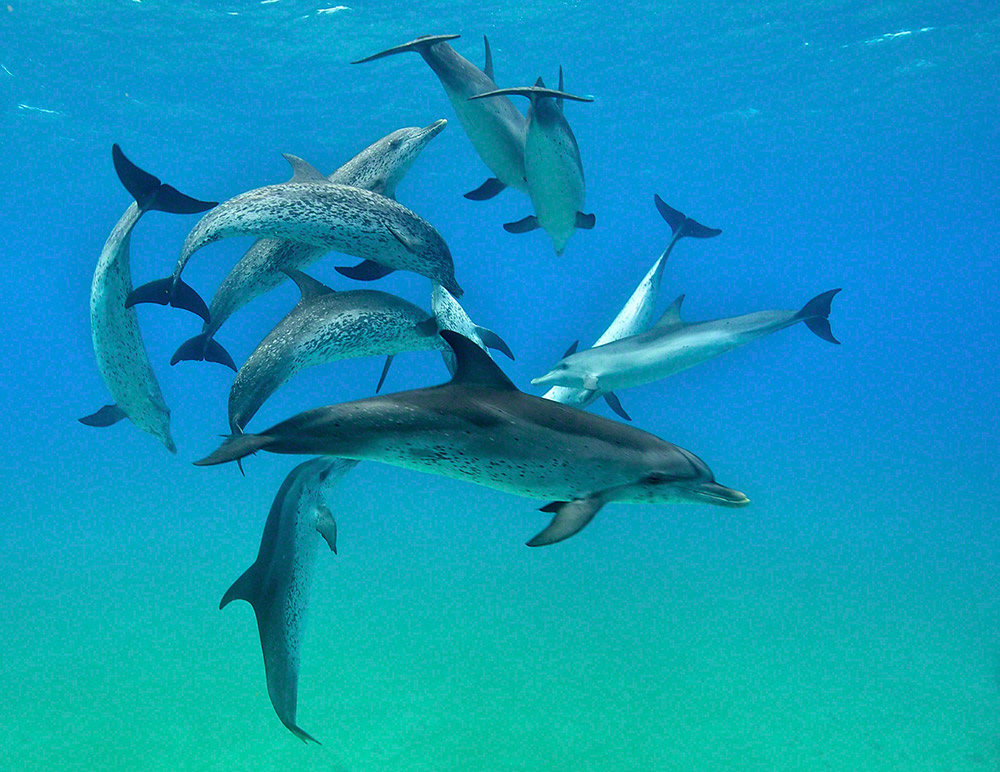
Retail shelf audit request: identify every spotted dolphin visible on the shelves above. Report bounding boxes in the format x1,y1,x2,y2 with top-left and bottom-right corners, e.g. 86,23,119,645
126,178,461,318
79,144,215,452
196,332,748,547
471,75,595,254
172,121,448,370
220,456,358,743
544,196,721,419
532,290,842,394
353,34,529,200
430,283,514,375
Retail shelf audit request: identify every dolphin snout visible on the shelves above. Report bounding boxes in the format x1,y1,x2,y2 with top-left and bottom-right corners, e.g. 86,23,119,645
530,371,559,387
419,119,448,140
682,480,750,507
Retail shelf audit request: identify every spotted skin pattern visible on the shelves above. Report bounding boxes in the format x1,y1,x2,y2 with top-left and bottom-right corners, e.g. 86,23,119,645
89,203,175,451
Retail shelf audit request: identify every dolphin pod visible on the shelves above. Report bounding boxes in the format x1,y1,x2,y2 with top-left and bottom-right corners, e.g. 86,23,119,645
171,121,448,370
197,332,749,547
80,145,215,452
220,456,358,743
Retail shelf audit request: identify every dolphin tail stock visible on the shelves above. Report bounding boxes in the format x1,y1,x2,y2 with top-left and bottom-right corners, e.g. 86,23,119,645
195,432,273,467
796,288,842,344
112,144,216,216
351,34,461,64
170,332,237,371
653,194,722,242
469,85,594,103
125,276,211,323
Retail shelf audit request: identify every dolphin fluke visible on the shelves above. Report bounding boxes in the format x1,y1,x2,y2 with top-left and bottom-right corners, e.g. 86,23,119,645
797,288,842,344
126,277,211,323
653,195,722,240
195,432,273,466
351,34,461,64
112,144,216,215
470,85,595,104
171,333,237,371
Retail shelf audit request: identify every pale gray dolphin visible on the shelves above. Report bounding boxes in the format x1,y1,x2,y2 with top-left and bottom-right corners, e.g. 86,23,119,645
196,332,749,547
79,144,215,452
353,34,529,199
126,180,462,318
228,270,443,433
544,196,722,418
171,121,448,370
532,290,842,394
471,75,595,255
221,456,358,743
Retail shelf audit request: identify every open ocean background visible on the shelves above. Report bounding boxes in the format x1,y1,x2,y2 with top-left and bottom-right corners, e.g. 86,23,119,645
1,2,998,770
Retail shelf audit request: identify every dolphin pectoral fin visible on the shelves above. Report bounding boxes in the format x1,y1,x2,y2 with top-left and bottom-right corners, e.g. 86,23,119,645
582,374,599,391
798,288,842,345
315,505,338,554
503,215,540,234
281,153,327,183
386,223,418,253
575,212,596,229
483,35,494,81
527,497,605,547
376,355,394,393
474,325,515,360
603,392,631,421
79,404,126,427
335,259,396,282
464,177,506,200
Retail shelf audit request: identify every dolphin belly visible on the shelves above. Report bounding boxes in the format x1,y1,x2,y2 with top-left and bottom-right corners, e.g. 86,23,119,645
523,124,586,254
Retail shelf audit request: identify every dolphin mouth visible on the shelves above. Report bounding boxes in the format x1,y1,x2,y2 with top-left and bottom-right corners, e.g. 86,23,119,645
530,371,563,387
682,481,750,507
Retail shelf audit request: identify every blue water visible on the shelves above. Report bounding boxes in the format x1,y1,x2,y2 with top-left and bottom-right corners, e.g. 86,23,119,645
1,2,998,769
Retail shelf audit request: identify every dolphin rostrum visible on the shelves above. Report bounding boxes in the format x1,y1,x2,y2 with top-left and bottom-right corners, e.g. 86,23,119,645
221,456,358,743
532,290,842,394
127,179,461,320
79,144,215,452
353,34,529,200
172,121,448,370
544,196,721,418
471,74,595,255
196,332,749,546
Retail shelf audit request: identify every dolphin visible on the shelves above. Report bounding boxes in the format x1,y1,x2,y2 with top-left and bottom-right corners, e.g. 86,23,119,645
126,179,462,318
196,332,749,547
171,121,448,370
544,196,722,419
79,144,215,452
430,283,514,375
220,456,358,743
532,290,842,394
353,34,529,200
228,270,444,433
471,74,595,255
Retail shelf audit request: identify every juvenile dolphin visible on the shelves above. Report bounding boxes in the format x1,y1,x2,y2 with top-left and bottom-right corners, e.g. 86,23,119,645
79,144,215,452
532,290,842,394
228,270,443,433
353,34,529,199
471,75,595,254
221,456,358,743
197,332,749,546
544,196,722,418
172,121,448,369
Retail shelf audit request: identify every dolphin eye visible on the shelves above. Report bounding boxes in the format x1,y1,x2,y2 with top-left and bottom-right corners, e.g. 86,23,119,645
645,472,675,485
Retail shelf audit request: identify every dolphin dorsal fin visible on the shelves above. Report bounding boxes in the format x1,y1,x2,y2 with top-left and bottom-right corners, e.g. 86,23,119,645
282,268,334,300
483,35,494,81
282,153,328,183
652,294,686,330
557,66,564,111
219,564,260,610
534,76,545,89
441,331,517,391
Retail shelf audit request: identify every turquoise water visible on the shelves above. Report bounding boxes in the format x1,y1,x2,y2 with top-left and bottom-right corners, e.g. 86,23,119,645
2,1,998,769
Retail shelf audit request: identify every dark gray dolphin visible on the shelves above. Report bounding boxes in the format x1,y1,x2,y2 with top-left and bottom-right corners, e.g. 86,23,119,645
353,34,529,200
171,121,448,370
532,290,842,394
471,75,595,254
126,179,461,318
227,270,443,433
197,333,748,547
221,456,358,743
543,196,721,418
79,144,215,452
